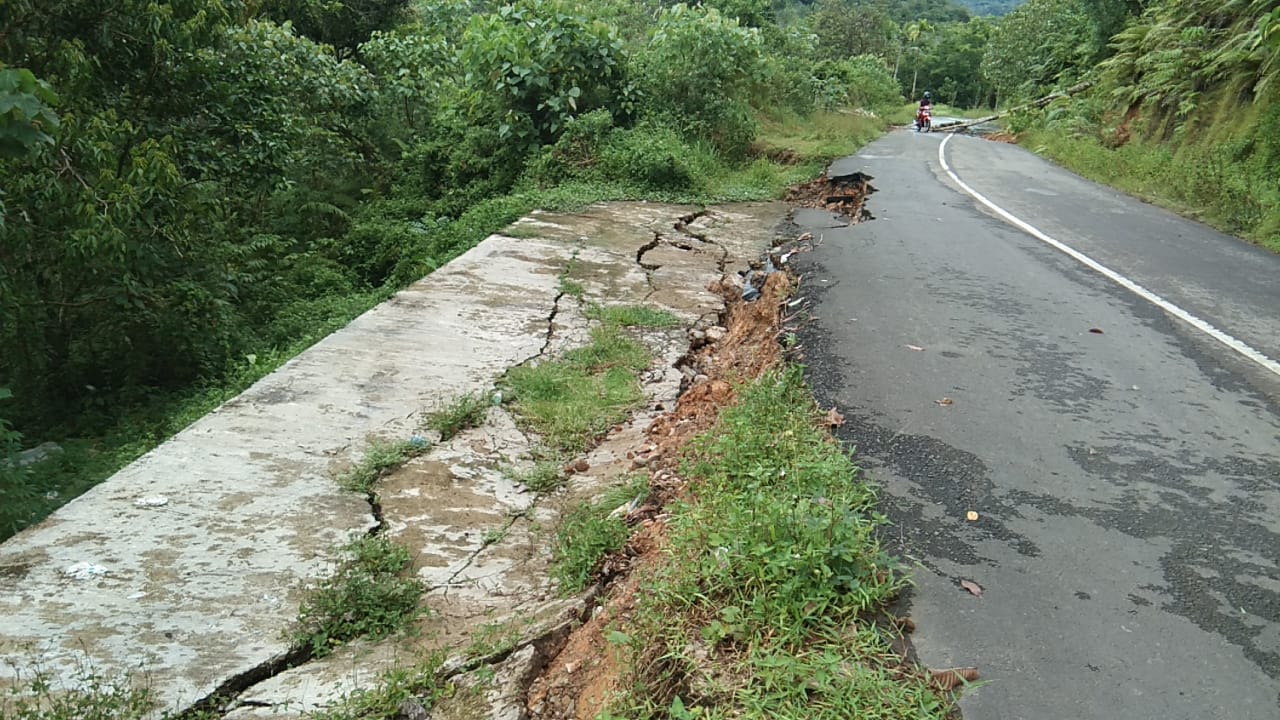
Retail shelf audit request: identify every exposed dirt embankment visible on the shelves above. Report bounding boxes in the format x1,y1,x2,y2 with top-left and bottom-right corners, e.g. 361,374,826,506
524,272,794,720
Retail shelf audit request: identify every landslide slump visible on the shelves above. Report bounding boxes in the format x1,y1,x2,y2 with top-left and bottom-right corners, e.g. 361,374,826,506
785,170,877,222
525,271,952,720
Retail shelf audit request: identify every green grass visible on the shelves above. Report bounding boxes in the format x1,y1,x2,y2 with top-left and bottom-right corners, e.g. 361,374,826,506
602,366,947,719
465,619,527,658
309,652,450,720
584,304,681,329
508,460,565,492
423,392,491,441
336,438,430,494
291,535,425,658
502,325,651,455
550,475,649,594
0,666,154,720
755,110,888,163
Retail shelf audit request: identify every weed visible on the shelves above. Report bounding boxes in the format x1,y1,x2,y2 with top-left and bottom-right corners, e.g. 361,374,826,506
466,619,525,658
558,276,585,299
480,527,507,546
309,652,449,720
424,392,490,441
508,460,565,492
291,536,424,658
501,223,547,239
336,438,429,494
502,325,650,454
0,665,153,720
584,304,681,329
556,253,587,299
602,366,945,718
551,475,649,594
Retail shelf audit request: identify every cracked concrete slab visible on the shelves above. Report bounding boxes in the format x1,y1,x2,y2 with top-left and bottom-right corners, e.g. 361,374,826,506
0,201,787,717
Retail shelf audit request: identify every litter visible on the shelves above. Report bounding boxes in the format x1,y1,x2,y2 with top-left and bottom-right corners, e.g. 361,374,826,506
63,563,109,580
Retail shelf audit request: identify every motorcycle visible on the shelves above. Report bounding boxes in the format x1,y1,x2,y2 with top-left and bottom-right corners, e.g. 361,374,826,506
916,105,932,133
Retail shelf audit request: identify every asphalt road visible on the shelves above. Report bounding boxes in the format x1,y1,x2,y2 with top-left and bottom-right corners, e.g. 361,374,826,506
792,130,1280,718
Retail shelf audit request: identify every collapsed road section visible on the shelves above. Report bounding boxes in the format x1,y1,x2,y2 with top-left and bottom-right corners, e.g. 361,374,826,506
0,201,787,718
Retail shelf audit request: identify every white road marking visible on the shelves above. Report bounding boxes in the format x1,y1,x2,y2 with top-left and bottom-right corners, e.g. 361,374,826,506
938,134,1280,379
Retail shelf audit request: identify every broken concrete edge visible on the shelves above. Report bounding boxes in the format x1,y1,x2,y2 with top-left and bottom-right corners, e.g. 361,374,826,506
0,201,792,720
235,208,795,718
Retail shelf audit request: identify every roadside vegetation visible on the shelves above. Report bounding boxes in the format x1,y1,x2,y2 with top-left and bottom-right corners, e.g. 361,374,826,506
291,535,425,658
978,0,1280,251
598,366,946,718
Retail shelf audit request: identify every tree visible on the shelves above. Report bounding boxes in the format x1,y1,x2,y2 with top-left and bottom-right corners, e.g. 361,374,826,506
634,3,764,155
980,0,1090,104
811,0,896,61
257,0,412,55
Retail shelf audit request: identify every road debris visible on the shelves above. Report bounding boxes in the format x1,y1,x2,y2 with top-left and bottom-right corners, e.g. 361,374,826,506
929,667,980,690
960,579,984,597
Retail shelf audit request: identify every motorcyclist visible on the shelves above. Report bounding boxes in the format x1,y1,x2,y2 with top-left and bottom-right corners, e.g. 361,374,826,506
916,91,933,129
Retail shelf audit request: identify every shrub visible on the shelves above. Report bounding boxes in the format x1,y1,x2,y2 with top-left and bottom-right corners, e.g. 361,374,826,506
632,3,763,157
599,124,707,190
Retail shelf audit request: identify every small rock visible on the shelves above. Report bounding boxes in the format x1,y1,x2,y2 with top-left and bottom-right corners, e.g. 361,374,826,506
572,459,589,473
705,326,728,342
395,698,429,720
565,661,577,673
693,374,709,384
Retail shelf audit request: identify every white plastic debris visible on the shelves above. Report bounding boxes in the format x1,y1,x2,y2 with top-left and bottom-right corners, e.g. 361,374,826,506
134,495,170,508
63,563,109,580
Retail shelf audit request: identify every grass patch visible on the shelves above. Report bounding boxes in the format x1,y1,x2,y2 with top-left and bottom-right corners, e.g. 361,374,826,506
423,392,490,441
603,366,946,718
508,459,565,493
755,110,887,164
502,325,650,455
336,438,430,494
551,476,649,594
291,535,424,658
466,619,527,658
309,652,450,720
584,304,681,329
0,666,154,720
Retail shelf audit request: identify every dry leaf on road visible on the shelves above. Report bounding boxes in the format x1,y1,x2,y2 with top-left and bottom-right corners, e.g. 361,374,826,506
960,579,983,597
936,397,954,406
824,408,845,427
930,667,980,690
1089,328,1104,334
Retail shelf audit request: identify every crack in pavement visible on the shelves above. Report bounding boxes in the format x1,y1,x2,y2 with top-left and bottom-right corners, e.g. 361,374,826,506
430,510,532,595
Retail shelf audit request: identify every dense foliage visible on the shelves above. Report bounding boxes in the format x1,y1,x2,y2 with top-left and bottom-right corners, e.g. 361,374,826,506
973,0,1280,249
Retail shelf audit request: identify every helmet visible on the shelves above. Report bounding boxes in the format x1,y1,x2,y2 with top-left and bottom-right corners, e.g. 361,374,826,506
924,91,932,99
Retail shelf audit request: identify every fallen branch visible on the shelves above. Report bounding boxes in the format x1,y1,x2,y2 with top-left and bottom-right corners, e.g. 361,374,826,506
941,81,1094,133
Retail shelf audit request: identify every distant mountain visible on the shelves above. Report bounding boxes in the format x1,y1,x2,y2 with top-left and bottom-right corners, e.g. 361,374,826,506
952,0,1024,15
